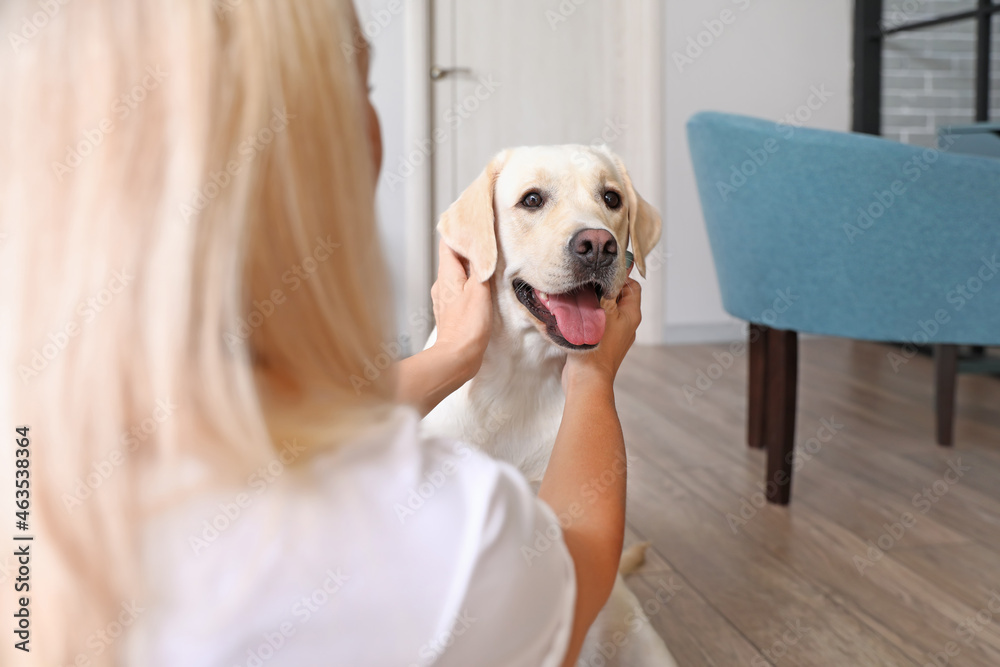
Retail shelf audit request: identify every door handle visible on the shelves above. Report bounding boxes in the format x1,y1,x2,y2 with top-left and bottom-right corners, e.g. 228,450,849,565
430,65,472,80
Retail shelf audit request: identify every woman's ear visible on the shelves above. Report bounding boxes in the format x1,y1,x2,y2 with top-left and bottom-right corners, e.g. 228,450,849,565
437,151,507,283
603,149,662,278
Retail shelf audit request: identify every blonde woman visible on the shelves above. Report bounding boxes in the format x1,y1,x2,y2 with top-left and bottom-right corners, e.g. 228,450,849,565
0,1,641,665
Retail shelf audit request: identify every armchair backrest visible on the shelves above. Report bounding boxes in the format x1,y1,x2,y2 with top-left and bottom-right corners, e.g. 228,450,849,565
687,111,1000,346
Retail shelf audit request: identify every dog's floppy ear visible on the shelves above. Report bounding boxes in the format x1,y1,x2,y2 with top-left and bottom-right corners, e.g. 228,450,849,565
605,150,662,278
437,151,508,283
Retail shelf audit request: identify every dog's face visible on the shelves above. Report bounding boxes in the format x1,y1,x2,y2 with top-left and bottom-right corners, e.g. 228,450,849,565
438,145,661,351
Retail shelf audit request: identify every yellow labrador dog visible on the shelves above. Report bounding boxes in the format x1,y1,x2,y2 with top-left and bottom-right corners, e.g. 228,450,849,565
421,145,676,666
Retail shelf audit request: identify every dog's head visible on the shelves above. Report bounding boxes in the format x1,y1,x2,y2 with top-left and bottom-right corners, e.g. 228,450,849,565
438,145,661,351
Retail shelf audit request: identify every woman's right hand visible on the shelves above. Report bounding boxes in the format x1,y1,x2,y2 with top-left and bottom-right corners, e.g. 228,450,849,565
562,278,642,392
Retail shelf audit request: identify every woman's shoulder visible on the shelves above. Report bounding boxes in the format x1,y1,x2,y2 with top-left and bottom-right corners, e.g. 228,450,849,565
131,405,575,666
319,405,577,666
293,405,513,527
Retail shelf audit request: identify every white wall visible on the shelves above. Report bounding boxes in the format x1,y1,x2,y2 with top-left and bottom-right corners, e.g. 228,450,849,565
355,0,409,338
663,0,853,343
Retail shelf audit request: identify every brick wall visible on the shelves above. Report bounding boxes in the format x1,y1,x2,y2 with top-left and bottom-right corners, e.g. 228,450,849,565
881,0,1000,146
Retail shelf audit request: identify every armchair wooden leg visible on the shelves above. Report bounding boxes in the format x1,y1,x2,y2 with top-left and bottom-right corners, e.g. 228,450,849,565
747,324,769,450
935,344,958,447
764,328,798,505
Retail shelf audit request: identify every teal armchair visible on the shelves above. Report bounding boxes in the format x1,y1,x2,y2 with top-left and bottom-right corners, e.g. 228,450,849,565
687,111,1000,504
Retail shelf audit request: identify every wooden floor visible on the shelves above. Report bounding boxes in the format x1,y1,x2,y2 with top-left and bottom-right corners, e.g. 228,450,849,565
617,338,1000,667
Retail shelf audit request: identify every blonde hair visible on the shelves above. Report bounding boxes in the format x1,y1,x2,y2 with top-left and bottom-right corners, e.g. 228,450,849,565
0,1,394,664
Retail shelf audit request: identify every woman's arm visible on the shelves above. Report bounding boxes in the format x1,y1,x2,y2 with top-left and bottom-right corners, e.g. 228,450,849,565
538,278,642,667
397,240,492,416
396,344,479,417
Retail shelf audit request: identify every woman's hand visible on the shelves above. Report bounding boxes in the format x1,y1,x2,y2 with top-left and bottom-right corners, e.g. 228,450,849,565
431,238,493,380
562,278,642,392
396,239,492,416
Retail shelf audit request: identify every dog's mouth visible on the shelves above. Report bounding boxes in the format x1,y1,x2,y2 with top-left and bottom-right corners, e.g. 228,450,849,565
513,279,607,349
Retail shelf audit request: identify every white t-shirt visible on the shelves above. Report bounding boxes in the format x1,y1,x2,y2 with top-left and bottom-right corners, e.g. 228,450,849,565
125,407,576,667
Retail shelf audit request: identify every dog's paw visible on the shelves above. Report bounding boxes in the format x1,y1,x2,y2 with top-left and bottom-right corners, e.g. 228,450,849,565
618,541,650,575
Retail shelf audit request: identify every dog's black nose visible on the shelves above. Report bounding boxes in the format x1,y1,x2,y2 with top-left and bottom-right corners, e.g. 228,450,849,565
569,228,617,269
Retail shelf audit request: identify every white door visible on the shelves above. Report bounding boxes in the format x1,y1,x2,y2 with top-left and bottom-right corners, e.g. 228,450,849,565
432,0,627,212
405,0,664,344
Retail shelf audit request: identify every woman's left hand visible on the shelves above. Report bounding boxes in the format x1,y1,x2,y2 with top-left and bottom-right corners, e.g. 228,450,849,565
430,238,493,379
396,239,492,416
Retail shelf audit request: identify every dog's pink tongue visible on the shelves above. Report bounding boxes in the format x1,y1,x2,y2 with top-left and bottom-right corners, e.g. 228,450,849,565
545,289,606,346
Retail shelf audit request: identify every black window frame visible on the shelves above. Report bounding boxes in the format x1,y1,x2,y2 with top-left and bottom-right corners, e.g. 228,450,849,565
853,0,1000,135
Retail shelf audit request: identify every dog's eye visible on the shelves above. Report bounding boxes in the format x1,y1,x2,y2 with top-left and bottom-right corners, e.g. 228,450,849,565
521,192,544,209
604,191,622,209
